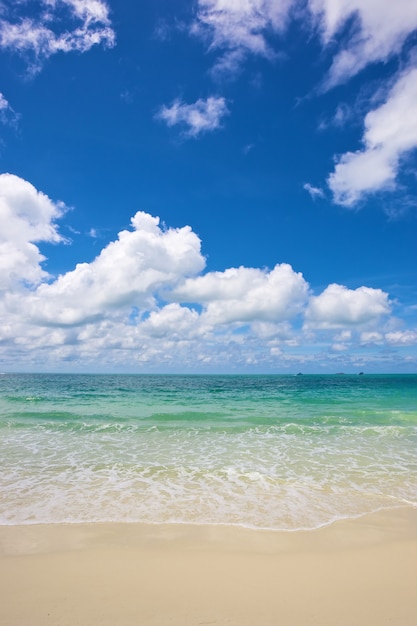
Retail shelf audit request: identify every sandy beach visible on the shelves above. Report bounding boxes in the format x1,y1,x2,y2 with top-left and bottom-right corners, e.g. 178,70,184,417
0,507,416,626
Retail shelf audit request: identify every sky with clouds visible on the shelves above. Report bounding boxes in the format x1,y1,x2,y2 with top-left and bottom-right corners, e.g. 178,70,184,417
0,0,416,373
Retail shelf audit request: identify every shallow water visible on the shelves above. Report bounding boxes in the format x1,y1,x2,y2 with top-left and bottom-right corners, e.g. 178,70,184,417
1,373,416,529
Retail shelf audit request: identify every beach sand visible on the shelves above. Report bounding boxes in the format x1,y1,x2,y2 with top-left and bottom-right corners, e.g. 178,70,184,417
0,507,416,626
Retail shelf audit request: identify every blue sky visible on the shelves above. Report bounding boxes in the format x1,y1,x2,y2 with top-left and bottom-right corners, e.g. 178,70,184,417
0,0,416,373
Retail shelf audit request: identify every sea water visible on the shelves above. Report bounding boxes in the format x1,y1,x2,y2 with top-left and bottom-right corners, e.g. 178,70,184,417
1,373,416,530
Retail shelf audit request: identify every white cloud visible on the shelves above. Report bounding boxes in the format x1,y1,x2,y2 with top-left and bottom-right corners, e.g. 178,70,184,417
331,103,352,127
0,0,115,73
0,173,65,291
140,304,203,339
360,331,384,345
331,342,349,351
28,211,205,326
328,65,417,206
251,320,293,340
385,330,417,346
187,1,417,210
334,330,352,342
305,284,391,329
0,91,18,127
172,264,309,325
309,0,417,88
1,175,415,371
0,93,9,111
191,1,417,84
192,0,294,75
157,96,229,137
319,103,353,131
303,183,325,200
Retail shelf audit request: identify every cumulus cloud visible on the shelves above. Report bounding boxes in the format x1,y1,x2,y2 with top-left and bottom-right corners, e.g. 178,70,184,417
328,65,417,206
157,96,229,137
0,173,65,291
171,264,309,325
28,211,205,326
385,330,417,346
0,0,115,73
1,175,414,371
140,304,203,340
251,320,294,340
334,330,352,342
305,284,391,329
360,331,384,345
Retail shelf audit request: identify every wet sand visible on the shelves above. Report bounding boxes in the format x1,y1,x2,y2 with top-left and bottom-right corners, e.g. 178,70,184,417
1,507,416,626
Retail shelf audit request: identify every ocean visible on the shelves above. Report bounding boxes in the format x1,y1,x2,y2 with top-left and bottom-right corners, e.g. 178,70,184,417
1,373,416,530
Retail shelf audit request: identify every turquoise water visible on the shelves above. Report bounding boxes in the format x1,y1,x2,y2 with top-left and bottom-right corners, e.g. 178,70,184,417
1,373,416,529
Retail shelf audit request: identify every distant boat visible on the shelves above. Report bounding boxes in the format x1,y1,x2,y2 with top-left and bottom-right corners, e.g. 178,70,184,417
359,372,364,375
296,372,303,376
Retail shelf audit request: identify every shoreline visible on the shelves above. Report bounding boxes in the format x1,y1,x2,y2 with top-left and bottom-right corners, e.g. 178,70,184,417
1,507,416,625
0,501,416,534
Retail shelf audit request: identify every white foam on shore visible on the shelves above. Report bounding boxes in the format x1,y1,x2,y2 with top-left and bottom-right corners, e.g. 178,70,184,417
1,421,416,530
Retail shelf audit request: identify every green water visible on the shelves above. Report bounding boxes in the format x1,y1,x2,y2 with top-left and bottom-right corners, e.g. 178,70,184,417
1,373,416,529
